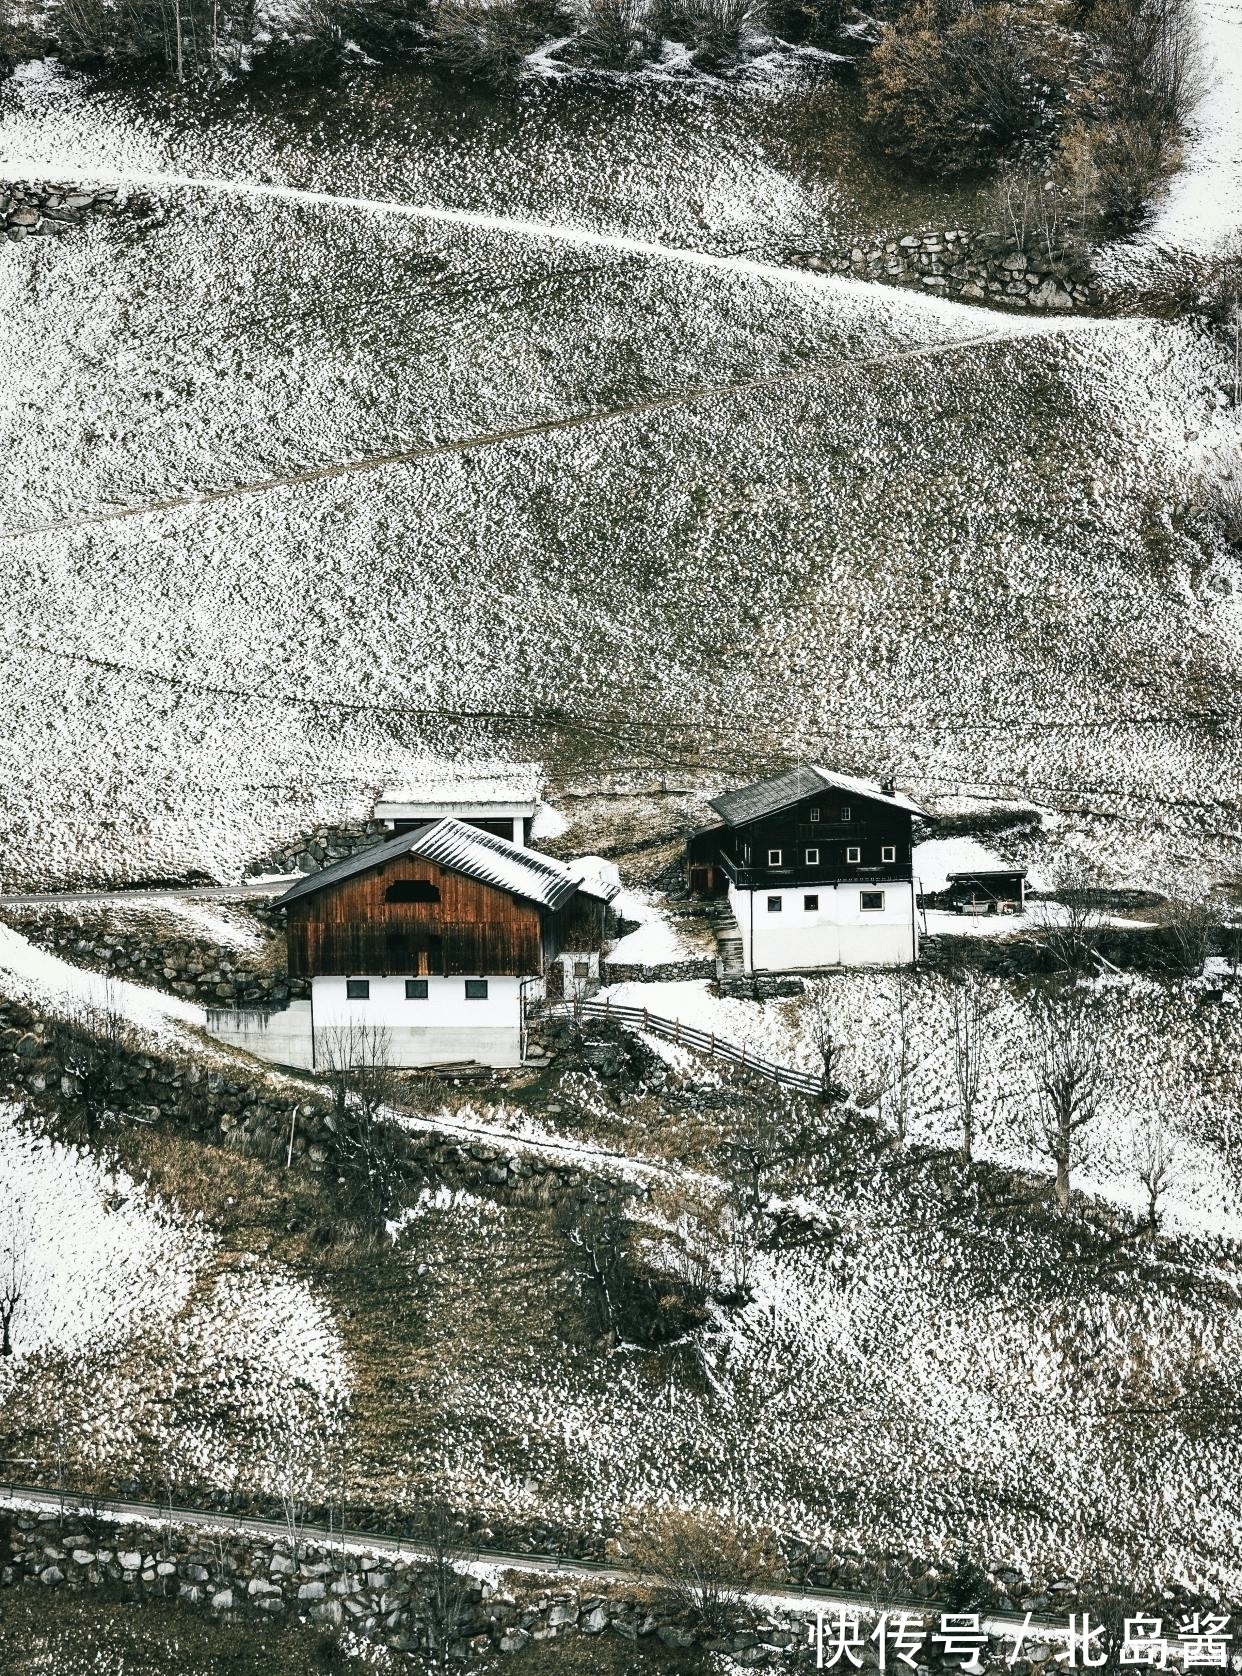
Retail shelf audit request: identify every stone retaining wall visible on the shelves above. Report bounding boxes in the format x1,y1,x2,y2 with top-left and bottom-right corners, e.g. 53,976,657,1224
788,227,1095,312
2,180,134,242
600,955,718,984
246,820,389,879
0,1510,1056,1668
1,905,296,1010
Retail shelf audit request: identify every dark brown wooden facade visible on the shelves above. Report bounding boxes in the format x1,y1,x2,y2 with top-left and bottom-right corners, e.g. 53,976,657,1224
689,788,917,897
286,852,562,980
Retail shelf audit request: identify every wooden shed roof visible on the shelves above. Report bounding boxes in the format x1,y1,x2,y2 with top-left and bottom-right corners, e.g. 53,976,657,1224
275,818,610,912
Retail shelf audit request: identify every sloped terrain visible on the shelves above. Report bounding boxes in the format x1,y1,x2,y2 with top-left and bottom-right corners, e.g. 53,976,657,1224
0,167,1236,889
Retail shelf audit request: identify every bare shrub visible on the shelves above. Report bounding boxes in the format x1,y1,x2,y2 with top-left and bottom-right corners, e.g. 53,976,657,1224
863,1,1054,177
1026,989,1107,1207
1038,860,1108,975
51,0,261,75
627,1507,774,1630
559,1193,712,1346
1154,893,1216,976
652,0,761,65
422,0,550,81
49,994,139,1137
576,0,653,64
1057,0,1204,230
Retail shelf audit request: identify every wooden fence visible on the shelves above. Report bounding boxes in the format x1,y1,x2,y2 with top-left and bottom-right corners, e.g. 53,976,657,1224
542,997,824,1097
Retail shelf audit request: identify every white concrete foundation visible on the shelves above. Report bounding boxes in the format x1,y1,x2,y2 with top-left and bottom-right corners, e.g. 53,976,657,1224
207,975,528,1069
731,879,918,972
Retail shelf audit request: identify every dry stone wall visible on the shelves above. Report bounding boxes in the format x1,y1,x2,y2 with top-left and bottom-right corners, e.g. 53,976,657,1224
0,1510,1055,1668
788,228,1095,312
2,180,133,241
1,905,295,1009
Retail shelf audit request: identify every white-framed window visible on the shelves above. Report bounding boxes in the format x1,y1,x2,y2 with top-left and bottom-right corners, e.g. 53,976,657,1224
768,848,783,867
346,978,370,1000
809,807,821,823
881,845,896,863
767,896,782,913
841,806,852,821
860,890,885,911
804,894,819,911
464,978,489,1000
805,847,819,865
846,846,861,864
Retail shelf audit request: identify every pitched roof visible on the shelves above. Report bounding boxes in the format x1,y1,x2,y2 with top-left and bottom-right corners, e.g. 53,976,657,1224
275,818,593,911
708,766,924,827
708,766,827,828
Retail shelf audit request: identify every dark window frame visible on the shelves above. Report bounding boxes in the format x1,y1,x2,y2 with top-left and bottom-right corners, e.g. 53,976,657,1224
804,894,819,911
405,978,429,1000
464,978,489,1000
346,978,370,1000
766,896,782,913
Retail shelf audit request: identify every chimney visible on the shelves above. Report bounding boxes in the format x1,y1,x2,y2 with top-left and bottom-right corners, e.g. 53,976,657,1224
880,776,897,796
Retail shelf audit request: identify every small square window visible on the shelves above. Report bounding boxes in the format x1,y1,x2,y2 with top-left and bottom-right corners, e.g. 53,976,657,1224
809,807,821,823
573,960,590,978
841,806,852,821
881,845,896,863
860,891,885,912
346,978,370,1000
805,847,819,865
464,978,489,1000
766,896,782,913
767,848,783,867
846,846,861,864
804,894,819,911
405,978,429,1000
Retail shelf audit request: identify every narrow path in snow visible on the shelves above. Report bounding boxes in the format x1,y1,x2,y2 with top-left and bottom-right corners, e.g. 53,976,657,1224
0,1482,1067,1633
0,319,1107,544
0,161,1088,299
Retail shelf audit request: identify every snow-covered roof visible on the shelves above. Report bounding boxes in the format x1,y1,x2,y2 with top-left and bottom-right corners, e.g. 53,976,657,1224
913,837,1019,896
566,854,622,904
276,818,587,911
375,764,543,819
709,765,923,826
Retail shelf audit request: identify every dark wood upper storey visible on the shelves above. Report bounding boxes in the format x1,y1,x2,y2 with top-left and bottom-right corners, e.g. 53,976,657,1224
687,766,924,895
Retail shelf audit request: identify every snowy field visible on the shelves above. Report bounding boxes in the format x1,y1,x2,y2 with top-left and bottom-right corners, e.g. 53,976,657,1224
0,1112,348,1495
0,173,1235,888
0,61,1237,893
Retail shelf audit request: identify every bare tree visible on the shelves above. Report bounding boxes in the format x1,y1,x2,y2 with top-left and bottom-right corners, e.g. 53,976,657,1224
1028,991,1108,1208
317,1023,407,1221
410,1498,479,1667
274,1439,312,1568
49,990,137,1135
943,971,988,1164
1039,862,1108,975
0,1207,25,1358
807,983,850,1104
1133,1112,1177,1237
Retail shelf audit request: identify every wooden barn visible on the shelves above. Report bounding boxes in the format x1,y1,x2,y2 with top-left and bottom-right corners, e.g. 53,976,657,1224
211,818,617,1070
